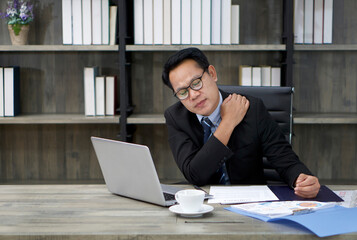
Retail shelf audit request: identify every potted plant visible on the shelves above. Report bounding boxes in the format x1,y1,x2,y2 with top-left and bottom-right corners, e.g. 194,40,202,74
0,0,34,45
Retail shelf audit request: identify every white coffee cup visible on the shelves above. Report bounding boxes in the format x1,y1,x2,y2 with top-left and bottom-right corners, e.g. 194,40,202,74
175,189,205,212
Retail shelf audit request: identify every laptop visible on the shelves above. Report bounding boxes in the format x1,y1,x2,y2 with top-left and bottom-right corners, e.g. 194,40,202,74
91,136,182,206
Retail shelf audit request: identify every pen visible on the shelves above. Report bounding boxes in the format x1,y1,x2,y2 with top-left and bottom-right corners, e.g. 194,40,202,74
193,185,214,199
185,221,244,224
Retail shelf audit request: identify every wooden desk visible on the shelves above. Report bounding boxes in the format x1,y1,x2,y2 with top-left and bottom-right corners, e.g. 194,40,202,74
0,185,356,240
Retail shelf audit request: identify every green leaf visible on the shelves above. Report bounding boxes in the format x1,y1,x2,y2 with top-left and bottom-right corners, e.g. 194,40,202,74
11,24,22,36
8,19,16,25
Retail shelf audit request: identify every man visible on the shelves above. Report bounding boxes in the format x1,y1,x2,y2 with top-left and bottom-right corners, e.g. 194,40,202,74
162,47,320,198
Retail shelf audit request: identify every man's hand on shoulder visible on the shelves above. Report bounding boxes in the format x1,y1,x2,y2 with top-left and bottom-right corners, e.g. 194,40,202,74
214,94,249,146
220,94,249,129
294,173,321,198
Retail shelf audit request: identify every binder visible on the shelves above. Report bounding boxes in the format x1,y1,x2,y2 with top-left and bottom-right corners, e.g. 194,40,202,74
211,0,221,44
105,76,117,116
82,0,92,45
201,0,211,45
323,0,333,44
109,6,118,45
0,67,4,117
271,67,281,86
191,0,201,45
153,0,164,45
92,0,102,45
134,0,144,44
294,0,304,44
102,0,110,45
171,0,181,44
163,0,171,45
95,76,105,116
252,67,261,86
181,0,191,45
4,67,20,117
239,65,252,86
261,66,271,86
314,0,323,44
72,0,83,45
231,5,239,45
143,0,153,44
304,0,313,44
221,0,231,44
84,67,98,116
62,0,73,44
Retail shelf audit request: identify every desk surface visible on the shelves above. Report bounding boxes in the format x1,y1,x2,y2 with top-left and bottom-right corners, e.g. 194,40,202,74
0,184,356,240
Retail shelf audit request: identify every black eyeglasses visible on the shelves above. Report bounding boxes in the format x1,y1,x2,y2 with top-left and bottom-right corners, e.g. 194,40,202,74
174,69,205,100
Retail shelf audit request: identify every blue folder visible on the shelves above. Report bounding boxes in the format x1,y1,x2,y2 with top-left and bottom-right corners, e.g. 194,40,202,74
226,205,357,237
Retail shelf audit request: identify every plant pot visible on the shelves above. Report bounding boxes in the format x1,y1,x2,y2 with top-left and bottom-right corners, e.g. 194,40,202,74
8,24,30,45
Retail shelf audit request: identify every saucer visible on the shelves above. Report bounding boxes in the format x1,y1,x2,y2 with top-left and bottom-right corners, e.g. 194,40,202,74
169,204,214,218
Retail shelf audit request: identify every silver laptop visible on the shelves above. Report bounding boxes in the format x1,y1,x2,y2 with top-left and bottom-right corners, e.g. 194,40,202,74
91,136,182,206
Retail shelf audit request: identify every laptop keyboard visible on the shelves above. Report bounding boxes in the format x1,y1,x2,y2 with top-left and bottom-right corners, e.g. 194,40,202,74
163,192,175,201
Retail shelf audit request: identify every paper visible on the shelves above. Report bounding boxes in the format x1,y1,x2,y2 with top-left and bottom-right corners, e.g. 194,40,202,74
334,190,357,208
226,205,357,237
208,185,278,204
230,201,335,219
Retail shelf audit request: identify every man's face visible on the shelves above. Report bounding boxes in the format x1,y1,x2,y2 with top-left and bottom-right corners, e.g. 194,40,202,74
169,59,220,116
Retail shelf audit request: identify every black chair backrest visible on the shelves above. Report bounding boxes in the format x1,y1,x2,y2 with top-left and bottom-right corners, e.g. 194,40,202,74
218,85,294,183
218,86,294,144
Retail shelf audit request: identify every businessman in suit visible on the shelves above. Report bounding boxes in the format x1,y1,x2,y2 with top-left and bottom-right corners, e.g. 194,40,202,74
162,48,320,198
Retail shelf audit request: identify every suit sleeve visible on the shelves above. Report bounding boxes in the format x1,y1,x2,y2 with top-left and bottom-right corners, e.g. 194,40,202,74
256,99,313,188
164,109,233,186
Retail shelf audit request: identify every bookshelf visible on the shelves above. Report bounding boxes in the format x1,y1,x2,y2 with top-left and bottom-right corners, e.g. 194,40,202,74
292,0,357,183
0,0,356,184
0,0,121,183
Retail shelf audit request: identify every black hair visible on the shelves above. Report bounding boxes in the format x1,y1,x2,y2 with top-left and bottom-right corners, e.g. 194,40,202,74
162,47,210,90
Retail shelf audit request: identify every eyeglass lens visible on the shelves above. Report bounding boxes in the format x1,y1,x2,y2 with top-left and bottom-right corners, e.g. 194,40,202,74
175,70,205,100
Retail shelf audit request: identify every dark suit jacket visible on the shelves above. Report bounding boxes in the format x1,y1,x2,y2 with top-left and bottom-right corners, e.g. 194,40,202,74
164,90,312,187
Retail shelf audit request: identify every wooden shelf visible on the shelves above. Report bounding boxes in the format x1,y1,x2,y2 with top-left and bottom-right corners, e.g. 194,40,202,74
294,113,357,124
294,44,357,51
127,114,165,124
126,44,286,51
130,113,357,125
0,45,119,52
129,113,357,125
0,114,165,125
0,44,287,52
4,113,356,125
0,114,119,124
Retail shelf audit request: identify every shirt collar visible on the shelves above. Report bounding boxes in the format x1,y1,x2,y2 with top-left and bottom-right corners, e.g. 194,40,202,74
196,92,223,127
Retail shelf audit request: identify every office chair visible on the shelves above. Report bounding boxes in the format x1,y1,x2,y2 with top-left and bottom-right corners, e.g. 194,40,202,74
218,85,294,184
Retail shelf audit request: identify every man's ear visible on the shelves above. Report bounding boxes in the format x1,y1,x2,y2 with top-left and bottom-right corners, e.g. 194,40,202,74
208,65,218,82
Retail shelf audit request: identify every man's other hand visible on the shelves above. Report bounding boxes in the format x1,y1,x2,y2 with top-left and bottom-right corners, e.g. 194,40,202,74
294,173,320,198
